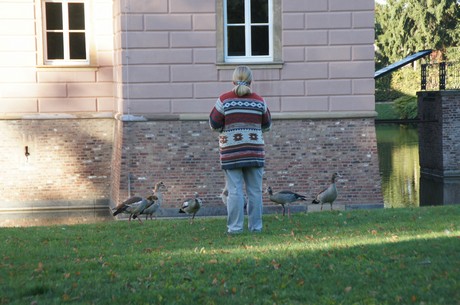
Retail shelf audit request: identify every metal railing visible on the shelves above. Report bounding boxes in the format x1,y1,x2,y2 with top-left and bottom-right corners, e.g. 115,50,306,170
421,61,460,91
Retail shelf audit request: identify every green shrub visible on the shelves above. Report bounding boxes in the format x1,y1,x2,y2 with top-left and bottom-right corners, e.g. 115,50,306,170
393,95,418,119
375,64,421,102
375,102,398,120
390,67,421,96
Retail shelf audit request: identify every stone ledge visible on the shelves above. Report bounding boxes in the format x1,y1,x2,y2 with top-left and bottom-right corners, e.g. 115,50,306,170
0,112,114,120
113,111,378,122
0,111,378,121
345,203,384,210
113,203,384,220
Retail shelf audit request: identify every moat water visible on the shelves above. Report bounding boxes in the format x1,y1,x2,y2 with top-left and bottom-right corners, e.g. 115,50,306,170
376,123,420,208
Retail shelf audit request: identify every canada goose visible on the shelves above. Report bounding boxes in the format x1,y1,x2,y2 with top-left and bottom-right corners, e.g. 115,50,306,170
267,186,307,217
312,173,340,211
179,192,203,224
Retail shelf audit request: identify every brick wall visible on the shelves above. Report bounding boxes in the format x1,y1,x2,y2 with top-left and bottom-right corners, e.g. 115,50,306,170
114,117,383,210
0,119,114,211
0,116,383,214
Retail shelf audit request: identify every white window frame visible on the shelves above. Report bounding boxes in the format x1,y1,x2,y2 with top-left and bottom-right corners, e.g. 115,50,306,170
42,0,90,66
224,0,273,63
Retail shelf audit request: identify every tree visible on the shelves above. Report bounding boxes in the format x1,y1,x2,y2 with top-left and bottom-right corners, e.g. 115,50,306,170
375,0,460,67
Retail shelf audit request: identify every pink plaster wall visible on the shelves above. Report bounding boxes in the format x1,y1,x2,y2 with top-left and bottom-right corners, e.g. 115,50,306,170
0,0,115,114
0,0,375,116
118,0,375,116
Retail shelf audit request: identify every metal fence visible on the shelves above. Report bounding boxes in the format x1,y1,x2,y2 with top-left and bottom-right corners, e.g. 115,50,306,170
421,61,460,91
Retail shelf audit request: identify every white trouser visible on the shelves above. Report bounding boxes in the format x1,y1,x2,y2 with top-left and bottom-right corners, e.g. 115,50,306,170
224,167,264,233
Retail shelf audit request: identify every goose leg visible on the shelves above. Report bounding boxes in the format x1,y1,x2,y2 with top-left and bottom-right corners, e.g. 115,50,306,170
330,203,333,211
282,204,285,216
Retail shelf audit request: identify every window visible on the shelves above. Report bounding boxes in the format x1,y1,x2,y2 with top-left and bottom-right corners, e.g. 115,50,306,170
223,0,274,63
42,0,88,65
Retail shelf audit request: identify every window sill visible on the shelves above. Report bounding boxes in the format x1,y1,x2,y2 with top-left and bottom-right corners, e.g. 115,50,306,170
36,65,99,71
216,61,283,70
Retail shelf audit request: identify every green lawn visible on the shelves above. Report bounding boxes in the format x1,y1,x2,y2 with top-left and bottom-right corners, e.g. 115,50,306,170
1,206,459,305
375,102,399,120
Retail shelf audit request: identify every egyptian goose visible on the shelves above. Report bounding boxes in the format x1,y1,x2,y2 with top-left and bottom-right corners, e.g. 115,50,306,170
139,181,167,220
179,192,203,224
220,186,228,206
220,185,248,212
112,194,157,223
312,172,340,211
267,186,307,217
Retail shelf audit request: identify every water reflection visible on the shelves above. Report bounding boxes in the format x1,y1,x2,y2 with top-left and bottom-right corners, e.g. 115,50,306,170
376,124,420,208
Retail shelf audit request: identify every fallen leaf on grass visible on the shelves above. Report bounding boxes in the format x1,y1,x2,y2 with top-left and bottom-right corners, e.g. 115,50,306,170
271,259,281,270
344,286,352,293
35,262,44,273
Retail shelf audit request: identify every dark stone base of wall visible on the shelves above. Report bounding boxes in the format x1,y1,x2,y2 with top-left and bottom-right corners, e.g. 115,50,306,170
113,202,384,222
418,91,460,177
418,90,460,205
420,173,460,206
0,207,112,227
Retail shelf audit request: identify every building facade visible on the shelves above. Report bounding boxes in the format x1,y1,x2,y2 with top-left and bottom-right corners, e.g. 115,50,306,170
0,0,383,217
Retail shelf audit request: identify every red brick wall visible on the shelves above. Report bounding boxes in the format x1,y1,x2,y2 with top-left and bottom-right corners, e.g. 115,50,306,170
115,118,383,209
0,117,383,213
0,119,114,210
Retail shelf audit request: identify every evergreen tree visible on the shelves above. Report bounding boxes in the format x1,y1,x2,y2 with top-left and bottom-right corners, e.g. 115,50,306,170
376,0,460,66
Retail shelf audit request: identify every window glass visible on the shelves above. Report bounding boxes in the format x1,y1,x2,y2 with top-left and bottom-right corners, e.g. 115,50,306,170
43,1,88,64
46,3,63,30
251,26,268,56
227,0,245,23
68,3,85,30
228,26,246,56
47,32,64,59
69,33,86,59
224,0,272,62
251,0,268,23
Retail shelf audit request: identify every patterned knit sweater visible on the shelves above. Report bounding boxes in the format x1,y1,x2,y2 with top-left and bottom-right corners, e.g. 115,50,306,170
209,91,271,170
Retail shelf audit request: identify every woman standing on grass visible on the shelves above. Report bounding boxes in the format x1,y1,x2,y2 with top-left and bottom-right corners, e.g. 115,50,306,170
209,66,271,234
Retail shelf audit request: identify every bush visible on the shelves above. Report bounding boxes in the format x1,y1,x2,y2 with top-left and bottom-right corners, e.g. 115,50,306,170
390,67,420,96
375,102,399,120
375,66,420,102
393,95,418,119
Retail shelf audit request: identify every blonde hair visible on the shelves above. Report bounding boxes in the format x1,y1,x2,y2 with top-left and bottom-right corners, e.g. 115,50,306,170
232,66,253,96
